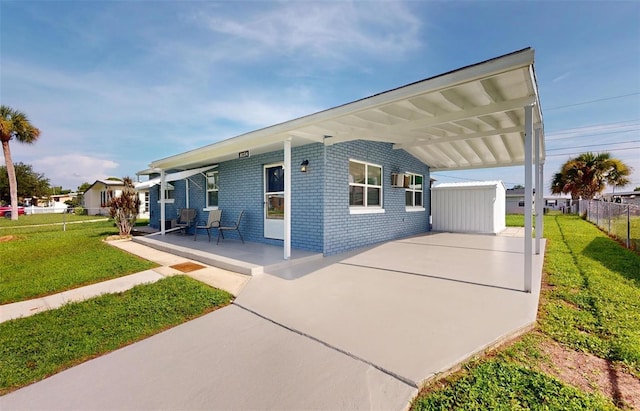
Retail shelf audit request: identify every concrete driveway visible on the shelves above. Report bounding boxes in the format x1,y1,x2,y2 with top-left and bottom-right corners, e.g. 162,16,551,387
1,232,543,410
236,232,544,386
1,305,414,410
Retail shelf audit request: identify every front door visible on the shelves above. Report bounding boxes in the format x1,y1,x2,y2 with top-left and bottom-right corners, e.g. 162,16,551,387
264,163,285,240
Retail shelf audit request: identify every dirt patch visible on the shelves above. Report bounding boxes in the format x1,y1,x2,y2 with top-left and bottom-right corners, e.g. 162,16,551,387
170,262,206,273
0,235,20,243
538,339,640,410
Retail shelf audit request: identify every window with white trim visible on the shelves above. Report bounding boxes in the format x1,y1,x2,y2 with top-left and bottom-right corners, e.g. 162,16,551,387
405,173,423,208
349,160,382,208
156,183,174,202
206,171,219,208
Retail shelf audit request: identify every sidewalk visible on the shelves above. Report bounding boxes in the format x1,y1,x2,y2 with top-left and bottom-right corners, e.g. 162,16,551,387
0,239,250,323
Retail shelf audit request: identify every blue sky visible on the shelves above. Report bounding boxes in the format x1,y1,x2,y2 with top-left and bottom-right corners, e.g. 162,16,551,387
2,1,639,193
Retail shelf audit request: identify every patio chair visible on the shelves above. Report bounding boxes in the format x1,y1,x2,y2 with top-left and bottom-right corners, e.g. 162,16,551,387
217,209,245,245
174,208,197,235
194,209,222,242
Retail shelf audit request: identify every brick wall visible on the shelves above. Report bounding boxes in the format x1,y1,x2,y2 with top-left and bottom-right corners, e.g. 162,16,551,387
148,140,429,255
323,140,430,255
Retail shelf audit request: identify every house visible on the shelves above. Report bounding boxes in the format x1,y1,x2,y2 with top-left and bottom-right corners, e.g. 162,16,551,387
83,180,126,216
507,188,575,214
140,48,545,260
133,179,151,219
83,180,149,218
506,187,530,214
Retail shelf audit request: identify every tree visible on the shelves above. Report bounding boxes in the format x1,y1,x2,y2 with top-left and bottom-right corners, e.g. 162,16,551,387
0,162,50,204
551,152,632,200
0,106,41,220
77,182,92,193
107,177,140,236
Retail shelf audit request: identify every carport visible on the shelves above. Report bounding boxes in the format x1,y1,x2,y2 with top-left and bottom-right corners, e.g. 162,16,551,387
149,47,544,292
235,231,546,388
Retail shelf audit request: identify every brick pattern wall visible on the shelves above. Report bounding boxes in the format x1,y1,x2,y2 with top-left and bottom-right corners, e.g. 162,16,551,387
148,140,429,255
323,140,430,255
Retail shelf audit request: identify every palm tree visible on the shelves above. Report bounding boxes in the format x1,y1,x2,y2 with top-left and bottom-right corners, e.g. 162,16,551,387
0,106,41,220
551,152,632,200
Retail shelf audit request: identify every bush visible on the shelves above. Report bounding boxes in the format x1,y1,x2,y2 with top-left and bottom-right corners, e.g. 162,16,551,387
73,206,86,215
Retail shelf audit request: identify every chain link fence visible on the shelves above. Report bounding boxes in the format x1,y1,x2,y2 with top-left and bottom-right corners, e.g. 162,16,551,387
578,199,640,251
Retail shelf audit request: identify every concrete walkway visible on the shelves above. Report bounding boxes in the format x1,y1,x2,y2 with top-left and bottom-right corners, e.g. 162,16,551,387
0,239,250,323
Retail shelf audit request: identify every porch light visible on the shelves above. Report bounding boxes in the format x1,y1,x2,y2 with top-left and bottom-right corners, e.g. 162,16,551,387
300,159,309,172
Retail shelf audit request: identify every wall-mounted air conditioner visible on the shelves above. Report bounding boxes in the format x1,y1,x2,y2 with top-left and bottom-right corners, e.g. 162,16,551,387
391,173,409,188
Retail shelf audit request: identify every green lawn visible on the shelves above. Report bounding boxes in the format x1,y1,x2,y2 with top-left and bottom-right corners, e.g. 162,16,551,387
505,213,525,227
412,214,640,410
0,220,156,304
0,276,233,394
0,213,106,227
541,214,640,374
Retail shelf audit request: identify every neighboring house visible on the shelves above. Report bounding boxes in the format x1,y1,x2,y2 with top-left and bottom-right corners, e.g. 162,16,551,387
83,180,125,216
600,191,640,206
133,181,151,219
140,48,545,257
507,188,574,214
47,193,76,207
84,179,150,218
506,188,530,214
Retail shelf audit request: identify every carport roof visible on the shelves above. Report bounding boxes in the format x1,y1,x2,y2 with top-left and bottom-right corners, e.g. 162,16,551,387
149,48,544,172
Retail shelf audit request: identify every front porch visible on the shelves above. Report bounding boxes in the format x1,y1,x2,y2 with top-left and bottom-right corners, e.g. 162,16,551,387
132,233,322,276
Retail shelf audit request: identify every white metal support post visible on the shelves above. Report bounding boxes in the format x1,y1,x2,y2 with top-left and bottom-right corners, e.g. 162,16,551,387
160,169,166,235
524,104,534,293
534,127,542,255
284,138,291,260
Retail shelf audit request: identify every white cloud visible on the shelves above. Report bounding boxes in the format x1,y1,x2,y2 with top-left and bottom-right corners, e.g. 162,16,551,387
196,1,421,62
31,154,119,190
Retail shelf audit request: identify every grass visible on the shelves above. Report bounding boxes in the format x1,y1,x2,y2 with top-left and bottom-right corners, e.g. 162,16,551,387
505,214,525,227
0,213,106,227
0,219,156,304
412,213,640,409
541,214,640,374
413,358,615,410
0,275,233,394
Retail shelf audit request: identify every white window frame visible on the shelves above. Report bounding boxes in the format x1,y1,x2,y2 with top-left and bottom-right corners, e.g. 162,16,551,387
156,183,175,204
204,170,219,210
405,173,425,212
348,159,385,214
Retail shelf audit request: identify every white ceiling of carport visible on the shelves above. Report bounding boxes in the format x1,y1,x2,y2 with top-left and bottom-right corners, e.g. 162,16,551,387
148,48,544,172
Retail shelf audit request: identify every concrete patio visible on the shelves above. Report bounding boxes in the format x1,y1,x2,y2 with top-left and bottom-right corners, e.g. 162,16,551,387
136,230,544,387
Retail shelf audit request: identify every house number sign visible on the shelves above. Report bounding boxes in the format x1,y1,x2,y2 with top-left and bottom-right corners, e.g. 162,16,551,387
238,150,250,159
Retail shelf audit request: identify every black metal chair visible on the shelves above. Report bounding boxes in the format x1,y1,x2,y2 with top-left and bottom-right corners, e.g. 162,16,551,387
217,210,244,244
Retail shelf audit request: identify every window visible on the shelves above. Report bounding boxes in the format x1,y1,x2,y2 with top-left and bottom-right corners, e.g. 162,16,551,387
157,183,174,203
518,201,525,207
405,173,424,209
349,160,382,210
143,192,149,213
206,171,219,208
100,190,114,207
